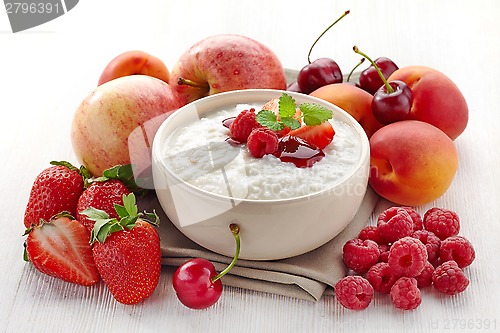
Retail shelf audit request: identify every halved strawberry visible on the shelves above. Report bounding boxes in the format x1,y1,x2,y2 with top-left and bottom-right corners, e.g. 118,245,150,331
288,121,335,149
24,213,100,286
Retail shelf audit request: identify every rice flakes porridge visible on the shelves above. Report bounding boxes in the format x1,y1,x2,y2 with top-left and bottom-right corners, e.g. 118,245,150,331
163,103,362,200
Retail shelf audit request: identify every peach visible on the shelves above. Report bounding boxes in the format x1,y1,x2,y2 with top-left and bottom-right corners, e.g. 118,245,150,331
310,83,384,138
369,120,458,206
388,66,468,140
71,75,186,182
97,50,170,86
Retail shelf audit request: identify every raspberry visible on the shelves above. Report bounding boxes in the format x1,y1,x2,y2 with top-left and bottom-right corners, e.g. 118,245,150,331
229,108,261,143
377,207,413,244
432,260,469,295
439,236,475,268
411,230,441,265
247,127,279,158
423,207,460,240
415,261,435,288
342,238,380,274
334,276,374,310
378,244,390,263
388,237,428,277
400,206,423,231
358,225,382,244
366,262,397,294
390,277,422,310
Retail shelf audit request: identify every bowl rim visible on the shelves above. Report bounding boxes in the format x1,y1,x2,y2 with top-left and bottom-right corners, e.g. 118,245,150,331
152,89,370,204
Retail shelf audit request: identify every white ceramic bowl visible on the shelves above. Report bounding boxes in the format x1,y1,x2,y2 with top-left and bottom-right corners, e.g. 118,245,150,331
152,89,369,260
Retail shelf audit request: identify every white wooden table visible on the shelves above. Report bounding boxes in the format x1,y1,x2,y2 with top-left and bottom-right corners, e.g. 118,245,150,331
1,0,500,332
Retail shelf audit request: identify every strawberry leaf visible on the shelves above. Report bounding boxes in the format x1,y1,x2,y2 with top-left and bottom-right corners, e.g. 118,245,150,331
114,205,129,219
90,216,119,244
143,210,160,227
80,207,110,221
94,220,124,244
300,103,333,126
256,110,284,131
93,164,149,196
122,193,138,216
278,93,297,119
119,215,139,230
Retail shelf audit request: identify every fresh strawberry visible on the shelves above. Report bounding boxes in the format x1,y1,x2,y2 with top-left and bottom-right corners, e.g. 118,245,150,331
24,161,88,229
24,213,100,286
82,193,161,305
288,121,335,149
76,179,130,232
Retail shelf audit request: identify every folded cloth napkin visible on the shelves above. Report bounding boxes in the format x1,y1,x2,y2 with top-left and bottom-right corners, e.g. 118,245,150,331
138,186,379,302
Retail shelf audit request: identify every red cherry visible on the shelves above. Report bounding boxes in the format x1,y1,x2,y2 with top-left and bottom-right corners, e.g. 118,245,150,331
372,80,413,124
286,81,302,93
297,58,342,94
359,57,399,95
173,258,222,309
172,224,240,310
353,46,413,125
296,10,349,94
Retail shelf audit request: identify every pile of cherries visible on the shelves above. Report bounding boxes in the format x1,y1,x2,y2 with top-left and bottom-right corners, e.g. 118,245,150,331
288,10,412,126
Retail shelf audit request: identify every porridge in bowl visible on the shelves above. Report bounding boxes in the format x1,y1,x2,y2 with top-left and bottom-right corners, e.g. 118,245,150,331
163,99,362,200
152,89,369,260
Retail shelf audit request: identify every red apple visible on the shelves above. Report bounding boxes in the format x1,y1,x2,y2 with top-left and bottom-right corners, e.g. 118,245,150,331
98,50,170,86
369,120,459,206
169,34,287,103
387,66,468,140
71,75,186,182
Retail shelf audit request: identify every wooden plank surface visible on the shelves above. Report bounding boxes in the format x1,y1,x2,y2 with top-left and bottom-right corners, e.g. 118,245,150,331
1,0,500,332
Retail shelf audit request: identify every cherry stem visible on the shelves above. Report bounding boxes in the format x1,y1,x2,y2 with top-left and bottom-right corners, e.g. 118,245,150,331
211,223,240,283
307,10,350,64
352,46,394,93
347,58,365,82
177,77,208,89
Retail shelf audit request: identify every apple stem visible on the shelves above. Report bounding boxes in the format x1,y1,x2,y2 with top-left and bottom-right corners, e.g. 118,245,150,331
307,10,350,64
211,223,240,283
352,46,394,93
347,58,365,82
177,77,208,89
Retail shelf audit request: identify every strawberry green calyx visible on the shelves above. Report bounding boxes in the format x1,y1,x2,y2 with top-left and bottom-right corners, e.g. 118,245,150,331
82,193,159,244
50,160,92,187
89,164,148,196
256,93,333,131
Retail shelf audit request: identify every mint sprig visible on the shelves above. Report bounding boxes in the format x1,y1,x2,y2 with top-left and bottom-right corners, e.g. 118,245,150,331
256,93,333,130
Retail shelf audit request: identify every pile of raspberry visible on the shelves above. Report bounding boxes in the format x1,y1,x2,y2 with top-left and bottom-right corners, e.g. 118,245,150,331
334,206,475,311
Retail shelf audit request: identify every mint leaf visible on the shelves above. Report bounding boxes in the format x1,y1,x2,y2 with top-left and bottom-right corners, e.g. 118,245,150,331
278,93,297,120
281,117,301,130
256,110,284,131
300,103,333,126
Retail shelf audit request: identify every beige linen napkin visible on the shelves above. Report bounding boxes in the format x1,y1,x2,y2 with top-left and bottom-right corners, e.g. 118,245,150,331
138,187,378,302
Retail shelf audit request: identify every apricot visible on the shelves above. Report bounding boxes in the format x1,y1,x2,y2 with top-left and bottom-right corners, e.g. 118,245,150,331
97,50,170,86
388,66,468,140
369,120,458,206
310,83,384,138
